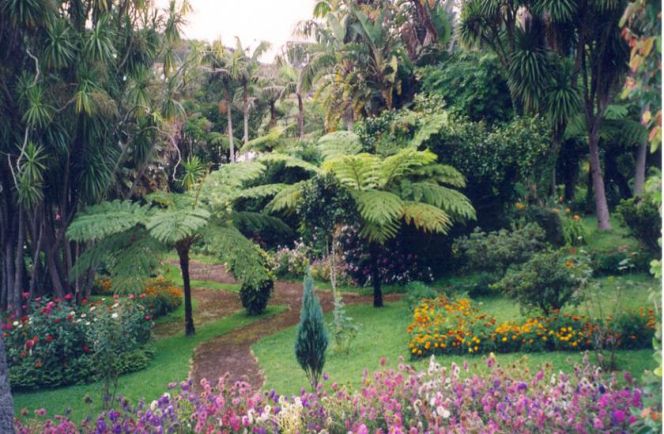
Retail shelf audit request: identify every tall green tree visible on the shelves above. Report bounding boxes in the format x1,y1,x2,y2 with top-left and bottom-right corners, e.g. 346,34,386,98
0,0,193,311
458,0,630,230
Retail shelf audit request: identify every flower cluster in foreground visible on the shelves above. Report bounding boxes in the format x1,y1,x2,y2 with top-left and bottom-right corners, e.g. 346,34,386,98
16,354,654,433
408,295,655,357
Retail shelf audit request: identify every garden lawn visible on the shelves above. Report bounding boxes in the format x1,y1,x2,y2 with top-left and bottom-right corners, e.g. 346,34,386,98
162,263,241,293
14,306,284,423
253,294,656,396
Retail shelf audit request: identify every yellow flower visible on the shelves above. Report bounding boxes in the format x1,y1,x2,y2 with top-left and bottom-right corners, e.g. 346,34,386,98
502,337,508,342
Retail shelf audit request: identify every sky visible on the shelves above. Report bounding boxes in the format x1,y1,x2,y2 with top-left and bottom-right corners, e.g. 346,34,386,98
160,0,316,62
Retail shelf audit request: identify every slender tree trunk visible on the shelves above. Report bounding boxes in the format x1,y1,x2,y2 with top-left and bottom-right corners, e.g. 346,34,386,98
177,242,195,336
343,106,354,132
633,141,648,197
12,210,25,315
588,128,612,230
225,92,235,163
0,335,14,434
243,86,249,146
369,243,383,308
297,93,304,140
268,102,277,130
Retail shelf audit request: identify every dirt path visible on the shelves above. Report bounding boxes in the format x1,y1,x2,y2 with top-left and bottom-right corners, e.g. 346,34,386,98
182,260,399,391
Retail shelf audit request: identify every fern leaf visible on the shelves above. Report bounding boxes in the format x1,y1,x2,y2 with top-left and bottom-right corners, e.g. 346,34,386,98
258,153,321,173
234,183,288,201
355,190,403,226
232,211,293,236
322,154,380,191
318,131,363,159
265,181,307,214
146,207,210,244
67,200,149,242
406,182,476,220
402,201,452,234
379,149,437,187
409,112,449,148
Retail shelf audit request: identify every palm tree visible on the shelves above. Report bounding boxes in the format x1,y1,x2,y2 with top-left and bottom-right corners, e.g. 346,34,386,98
458,0,629,230
205,40,238,162
0,0,192,310
67,161,276,336
276,43,311,139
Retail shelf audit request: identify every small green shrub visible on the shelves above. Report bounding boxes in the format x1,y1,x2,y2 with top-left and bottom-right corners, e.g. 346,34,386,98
406,281,439,311
240,279,273,316
329,295,358,355
616,196,661,256
522,206,564,245
492,249,592,315
590,249,650,275
295,272,328,389
452,223,546,274
139,277,183,319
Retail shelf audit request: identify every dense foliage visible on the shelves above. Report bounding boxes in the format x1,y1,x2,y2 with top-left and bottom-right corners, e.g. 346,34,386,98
3,297,152,391
617,194,662,255
294,273,328,389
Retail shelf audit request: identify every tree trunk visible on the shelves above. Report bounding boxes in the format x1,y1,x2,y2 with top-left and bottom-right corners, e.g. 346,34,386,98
588,129,612,230
177,242,195,336
243,86,249,146
297,93,304,140
0,335,14,434
343,106,354,132
369,243,383,308
633,141,647,197
268,102,277,130
225,91,235,163
11,210,25,315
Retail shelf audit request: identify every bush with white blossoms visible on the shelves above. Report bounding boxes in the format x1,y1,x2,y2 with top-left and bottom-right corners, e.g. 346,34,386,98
16,353,655,433
2,295,152,391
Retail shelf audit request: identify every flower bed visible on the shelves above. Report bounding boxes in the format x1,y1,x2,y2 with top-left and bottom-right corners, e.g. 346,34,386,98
16,355,652,433
407,295,656,357
94,276,182,319
3,296,153,391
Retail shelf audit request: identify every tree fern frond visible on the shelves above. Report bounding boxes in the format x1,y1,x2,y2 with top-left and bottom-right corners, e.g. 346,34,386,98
265,181,307,214
355,190,403,226
409,112,450,148
359,220,400,244
258,153,321,173
379,149,437,187
403,182,476,220
232,211,293,236
401,201,452,234
322,154,380,191
146,207,210,244
413,164,467,188
318,131,363,159
234,183,288,201
67,200,150,242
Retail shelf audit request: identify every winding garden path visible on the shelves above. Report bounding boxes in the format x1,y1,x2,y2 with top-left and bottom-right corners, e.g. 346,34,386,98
183,260,399,391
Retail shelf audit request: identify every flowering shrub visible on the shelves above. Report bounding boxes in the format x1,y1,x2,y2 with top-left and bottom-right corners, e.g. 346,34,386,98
139,277,183,319
15,355,651,433
407,295,656,357
270,240,310,278
3,296,153,391
339,225,434,286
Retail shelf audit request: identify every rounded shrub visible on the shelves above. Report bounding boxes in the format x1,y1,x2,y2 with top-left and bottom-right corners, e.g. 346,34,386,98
240,279,273,316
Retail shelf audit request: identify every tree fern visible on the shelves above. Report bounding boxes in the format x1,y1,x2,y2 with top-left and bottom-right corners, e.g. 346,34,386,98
322,154,380,191
66,200,150,242
379,148,437,187
401,201,452,233
317,131,363,159
355,190,404,226
145,207,211,244
266,181,308,214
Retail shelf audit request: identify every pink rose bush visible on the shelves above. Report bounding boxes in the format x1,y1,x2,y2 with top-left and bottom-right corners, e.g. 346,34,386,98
16,353,653,433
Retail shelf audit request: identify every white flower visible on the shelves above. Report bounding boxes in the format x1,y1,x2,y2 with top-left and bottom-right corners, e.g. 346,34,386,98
89,306,96,312
436,406,450,419
80,313,86,318
111,313,118,319
85,321,90,326
12,321,18,327
112,303,119,309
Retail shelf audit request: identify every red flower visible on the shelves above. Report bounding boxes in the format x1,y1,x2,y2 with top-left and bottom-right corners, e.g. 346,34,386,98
64,293,73,301
144,315,151,321
21,292,30,300
82,344,90,353
45,334,54,343
81,298,88,305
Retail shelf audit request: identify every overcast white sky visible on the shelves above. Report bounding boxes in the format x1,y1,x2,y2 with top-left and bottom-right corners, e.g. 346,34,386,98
160,0,316,62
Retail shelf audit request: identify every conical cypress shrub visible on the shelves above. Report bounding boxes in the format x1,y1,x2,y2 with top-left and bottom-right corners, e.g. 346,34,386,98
294,271,328,390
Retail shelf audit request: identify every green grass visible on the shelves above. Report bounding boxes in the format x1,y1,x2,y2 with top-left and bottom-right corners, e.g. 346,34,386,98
581,215,640,252
14,306,285,422
254,292,657,396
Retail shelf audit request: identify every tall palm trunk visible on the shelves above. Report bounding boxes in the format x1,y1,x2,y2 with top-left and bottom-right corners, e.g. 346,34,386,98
176,241,195,336
588,122,611,230
297,92,304,140
369,243,383,308
225,90,235,163
242,85,249,146
0,335,13,434
268,102,277,130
